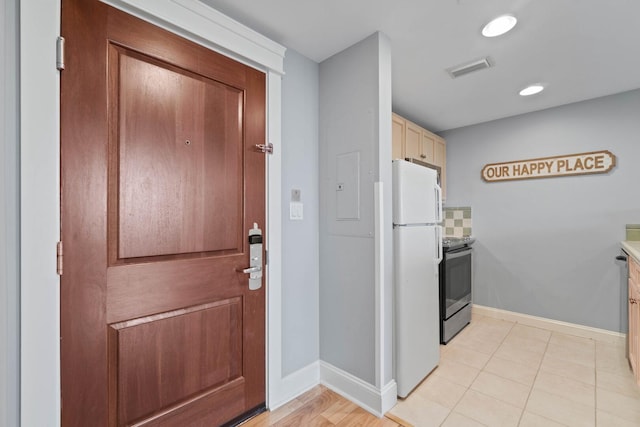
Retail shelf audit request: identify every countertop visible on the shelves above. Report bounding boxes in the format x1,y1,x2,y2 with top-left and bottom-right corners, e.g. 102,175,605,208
621,240,640,263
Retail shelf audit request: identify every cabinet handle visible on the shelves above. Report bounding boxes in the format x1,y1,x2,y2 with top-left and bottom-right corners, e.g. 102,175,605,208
631,298,638,304
420,154,426,159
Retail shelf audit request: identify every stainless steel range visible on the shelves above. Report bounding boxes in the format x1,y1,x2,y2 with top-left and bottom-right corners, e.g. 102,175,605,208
439,237,474,343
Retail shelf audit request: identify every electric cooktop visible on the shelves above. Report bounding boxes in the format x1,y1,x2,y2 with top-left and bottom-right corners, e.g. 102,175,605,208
442,236,475,249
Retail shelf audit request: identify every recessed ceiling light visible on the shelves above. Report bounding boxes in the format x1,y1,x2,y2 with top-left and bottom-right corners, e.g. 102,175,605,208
482,14,517,37
519,84,545,96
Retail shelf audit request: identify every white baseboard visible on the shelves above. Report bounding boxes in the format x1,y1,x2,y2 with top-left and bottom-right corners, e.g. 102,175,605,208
319,361,397,417
379,380,398,415
268,361,320,411
473,305,626,345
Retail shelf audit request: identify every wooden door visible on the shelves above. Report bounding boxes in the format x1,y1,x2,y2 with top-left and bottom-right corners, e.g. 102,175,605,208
60,1,267,425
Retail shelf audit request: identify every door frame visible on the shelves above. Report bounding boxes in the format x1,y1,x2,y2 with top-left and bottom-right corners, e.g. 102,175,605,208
20,1,286,424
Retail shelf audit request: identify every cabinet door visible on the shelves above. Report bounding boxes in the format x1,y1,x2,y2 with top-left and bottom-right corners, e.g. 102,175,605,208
630,259,640,385
390,113,447,201
405,121,422,160
392,114,405,160
421,131,435,163
630,281,639,383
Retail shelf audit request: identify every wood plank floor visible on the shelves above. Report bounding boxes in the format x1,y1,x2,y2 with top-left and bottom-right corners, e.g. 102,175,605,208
240,386,409,427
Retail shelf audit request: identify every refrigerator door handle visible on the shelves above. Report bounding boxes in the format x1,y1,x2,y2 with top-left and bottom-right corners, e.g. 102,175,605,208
435,184,443,223
435,226,443,264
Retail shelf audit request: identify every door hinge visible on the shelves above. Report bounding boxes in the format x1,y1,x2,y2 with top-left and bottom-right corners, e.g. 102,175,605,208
256,142,274,154
56,241,63,276
56,36,65,71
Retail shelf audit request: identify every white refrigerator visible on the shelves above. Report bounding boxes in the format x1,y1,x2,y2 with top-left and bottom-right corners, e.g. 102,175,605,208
393,159,443,398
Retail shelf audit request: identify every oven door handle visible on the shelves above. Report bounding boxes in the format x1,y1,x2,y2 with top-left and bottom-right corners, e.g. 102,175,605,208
446,248,472,260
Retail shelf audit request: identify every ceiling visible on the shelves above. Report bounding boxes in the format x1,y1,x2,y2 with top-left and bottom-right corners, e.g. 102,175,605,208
200,0,640,132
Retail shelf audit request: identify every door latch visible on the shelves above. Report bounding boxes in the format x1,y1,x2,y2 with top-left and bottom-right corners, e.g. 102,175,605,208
237,223,263,290
256,143,274,154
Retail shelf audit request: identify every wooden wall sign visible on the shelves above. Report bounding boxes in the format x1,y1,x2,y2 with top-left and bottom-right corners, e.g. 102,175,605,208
481,150,616,182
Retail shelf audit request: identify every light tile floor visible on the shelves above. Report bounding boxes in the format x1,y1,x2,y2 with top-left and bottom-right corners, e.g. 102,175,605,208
388,314,640,427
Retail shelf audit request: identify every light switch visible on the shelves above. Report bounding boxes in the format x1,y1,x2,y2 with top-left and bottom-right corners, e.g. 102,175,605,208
289,202,303,220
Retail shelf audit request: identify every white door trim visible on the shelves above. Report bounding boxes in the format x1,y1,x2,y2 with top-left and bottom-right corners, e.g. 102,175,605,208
20,1,62,425
103,0,285,74
21,0,286,424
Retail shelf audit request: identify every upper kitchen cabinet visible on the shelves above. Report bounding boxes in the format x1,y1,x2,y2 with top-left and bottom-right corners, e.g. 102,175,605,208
391,112,447,199
392,113,405,160
434,135,446,200
404,121,422,160
420,131,435,164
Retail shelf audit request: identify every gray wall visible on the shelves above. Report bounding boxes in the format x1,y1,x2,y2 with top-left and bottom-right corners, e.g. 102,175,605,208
281,49,320,376
442,89,640,333
1,0,20,425
319,32,393,385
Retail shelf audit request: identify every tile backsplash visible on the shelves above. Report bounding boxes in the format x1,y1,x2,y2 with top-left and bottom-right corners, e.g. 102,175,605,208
443,206,472,237
626,224,640,241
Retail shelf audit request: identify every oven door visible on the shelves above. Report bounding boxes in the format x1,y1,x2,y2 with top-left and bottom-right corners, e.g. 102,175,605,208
443,247,472,319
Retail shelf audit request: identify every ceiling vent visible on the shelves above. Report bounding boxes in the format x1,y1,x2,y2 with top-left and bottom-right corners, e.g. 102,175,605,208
447,57,492,78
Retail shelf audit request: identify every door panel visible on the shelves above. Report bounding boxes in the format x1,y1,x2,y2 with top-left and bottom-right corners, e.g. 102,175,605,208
109,299,242,424
114,46,243,259
61,1,266,425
